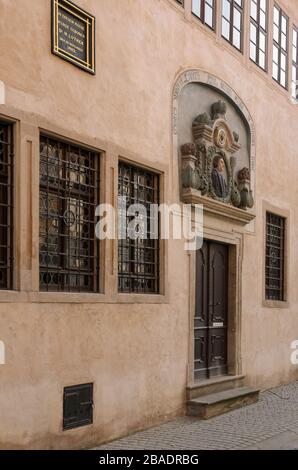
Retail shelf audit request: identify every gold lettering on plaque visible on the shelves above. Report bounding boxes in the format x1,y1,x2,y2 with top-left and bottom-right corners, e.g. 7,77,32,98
53,0,95,73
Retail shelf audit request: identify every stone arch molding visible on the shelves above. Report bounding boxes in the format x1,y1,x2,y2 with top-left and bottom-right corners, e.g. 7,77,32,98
172,69,256,222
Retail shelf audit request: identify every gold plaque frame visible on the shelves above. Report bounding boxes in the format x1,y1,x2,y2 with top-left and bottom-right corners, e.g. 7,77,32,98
51,0,96,74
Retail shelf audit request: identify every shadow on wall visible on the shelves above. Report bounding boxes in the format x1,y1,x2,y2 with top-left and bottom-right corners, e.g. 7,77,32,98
0,340,5,365
0,81,5,104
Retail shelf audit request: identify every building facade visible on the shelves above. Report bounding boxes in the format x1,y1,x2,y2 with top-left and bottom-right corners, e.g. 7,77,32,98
0,0,298,449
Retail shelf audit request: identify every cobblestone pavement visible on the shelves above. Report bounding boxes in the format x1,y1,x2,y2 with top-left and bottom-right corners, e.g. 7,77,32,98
94,381,298,450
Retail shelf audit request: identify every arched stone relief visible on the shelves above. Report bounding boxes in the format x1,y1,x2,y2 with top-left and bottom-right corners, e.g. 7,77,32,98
172,69,256,224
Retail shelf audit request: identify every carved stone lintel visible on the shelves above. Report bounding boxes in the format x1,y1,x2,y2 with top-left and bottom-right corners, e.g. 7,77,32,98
181,191,255,225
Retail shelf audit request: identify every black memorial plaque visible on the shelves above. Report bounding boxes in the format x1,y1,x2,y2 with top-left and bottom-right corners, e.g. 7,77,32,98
52,0,95,74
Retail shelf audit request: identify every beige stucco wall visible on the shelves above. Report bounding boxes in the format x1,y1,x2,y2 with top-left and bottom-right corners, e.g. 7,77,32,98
0,0,298,449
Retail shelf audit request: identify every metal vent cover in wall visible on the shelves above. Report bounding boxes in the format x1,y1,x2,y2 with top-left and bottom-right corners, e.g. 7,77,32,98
63,383,93,430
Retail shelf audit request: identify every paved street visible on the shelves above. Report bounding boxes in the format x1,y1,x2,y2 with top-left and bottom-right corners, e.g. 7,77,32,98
95,381,298,450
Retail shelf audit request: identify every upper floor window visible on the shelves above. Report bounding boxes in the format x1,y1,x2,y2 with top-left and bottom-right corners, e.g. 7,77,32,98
250,0,268,70
118,162,160,294
39,135,100,292
0,122,13,290
265,212,285,301
222,0,243,51
292,27,298,99
272,4,288,88
192,0,216,30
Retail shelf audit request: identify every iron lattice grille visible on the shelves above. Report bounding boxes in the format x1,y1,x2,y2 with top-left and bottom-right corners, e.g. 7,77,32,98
0,123,13,290
265,212,285,301
118,162,160,294
39,136,100,292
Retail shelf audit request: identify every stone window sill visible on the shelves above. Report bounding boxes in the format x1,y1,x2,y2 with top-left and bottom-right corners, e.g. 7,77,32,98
262,299,289,309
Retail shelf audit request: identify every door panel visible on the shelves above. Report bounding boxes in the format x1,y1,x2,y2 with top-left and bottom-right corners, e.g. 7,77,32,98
195,242,208,327
194,329,208,380
194,242,208,380
208,329,228,377
194,241,228,380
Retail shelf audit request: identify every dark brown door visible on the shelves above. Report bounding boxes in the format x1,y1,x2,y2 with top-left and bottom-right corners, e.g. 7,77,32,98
194,241,228,380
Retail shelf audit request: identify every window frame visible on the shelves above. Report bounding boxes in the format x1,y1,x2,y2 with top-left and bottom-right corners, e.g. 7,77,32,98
265,211,286,303
272,4,289,89
0,120,14,291
249,0,268,71
192,0,216,31
118,161,160,295
221,0,244,52
291,25,298,100
39,134,100,293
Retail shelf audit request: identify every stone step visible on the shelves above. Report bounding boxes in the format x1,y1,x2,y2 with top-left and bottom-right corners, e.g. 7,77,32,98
187,386,260,419
187,374,245,400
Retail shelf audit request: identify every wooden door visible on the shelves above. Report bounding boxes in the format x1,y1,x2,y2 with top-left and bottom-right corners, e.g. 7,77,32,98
194,241,228,380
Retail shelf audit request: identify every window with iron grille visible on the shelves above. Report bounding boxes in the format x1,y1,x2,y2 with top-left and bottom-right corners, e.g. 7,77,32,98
250,0,268,70
0,122,13,290
192,0,216,30
39,135,100,292
118,162,160,294
222,0,243,51
272,4,288,89
265,212,285,301
292,26,298,99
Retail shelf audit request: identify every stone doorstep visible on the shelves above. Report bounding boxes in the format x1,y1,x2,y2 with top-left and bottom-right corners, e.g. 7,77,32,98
187,374,246,400
187,386,260,420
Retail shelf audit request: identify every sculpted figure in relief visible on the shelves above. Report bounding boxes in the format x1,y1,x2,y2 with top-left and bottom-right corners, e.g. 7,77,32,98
211,155,228,198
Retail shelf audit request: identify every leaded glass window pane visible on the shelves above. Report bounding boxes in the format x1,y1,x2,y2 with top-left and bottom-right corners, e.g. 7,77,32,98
221,0,243,51
265,212,285,301
39,136,100,292
118,162,160,294
192,0,216,30
249,0,268,70
292,26,298,99
272,4,288,88
0,122,13,289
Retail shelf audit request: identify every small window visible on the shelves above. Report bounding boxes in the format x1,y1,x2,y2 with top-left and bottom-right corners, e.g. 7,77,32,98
292,26,298,99
265,212,285,301
118,162,160,294
192,0,216,30
39,135,100,292
272,4,288,89
63,383,93,430
222,0,243,51
0,122,13,290
250,0,268,70
175,0,184,6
